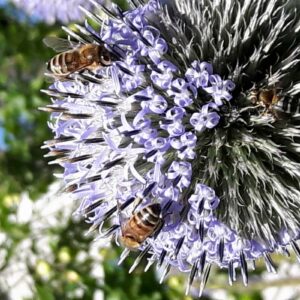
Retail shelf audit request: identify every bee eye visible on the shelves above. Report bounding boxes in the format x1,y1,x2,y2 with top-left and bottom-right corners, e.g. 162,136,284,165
101,54,111,64
102,54,110,62
100,50,112,65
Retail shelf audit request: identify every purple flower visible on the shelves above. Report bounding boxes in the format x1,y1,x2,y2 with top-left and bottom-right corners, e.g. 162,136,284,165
185,61,213,88
42,0,300,297
11,0,94,24
203,75,235,106
190,103,220,132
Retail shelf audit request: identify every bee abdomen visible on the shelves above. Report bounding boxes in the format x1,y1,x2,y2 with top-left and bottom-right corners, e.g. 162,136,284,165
48,54,64,75
131,204,161,233
139,205,160,224
48,51,79,75
136,211,157,228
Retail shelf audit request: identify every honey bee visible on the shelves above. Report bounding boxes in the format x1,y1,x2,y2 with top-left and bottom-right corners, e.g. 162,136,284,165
119,203,162,250
43,37,112,77
249,88,279,109
248,86,284,118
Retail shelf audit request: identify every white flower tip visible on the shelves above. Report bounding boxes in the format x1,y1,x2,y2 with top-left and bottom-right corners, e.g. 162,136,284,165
17,193,33,224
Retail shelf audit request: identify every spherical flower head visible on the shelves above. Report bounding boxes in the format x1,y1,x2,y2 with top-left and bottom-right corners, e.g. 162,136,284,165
42,0,300,296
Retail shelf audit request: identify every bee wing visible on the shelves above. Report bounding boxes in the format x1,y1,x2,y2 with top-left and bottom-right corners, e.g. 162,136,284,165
43,37,79,52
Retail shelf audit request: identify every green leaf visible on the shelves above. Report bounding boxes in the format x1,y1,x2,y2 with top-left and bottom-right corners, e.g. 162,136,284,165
36,285,55,300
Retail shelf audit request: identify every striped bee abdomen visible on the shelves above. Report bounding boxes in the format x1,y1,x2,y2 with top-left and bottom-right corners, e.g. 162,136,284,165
121,203,162,249
280,96,300,115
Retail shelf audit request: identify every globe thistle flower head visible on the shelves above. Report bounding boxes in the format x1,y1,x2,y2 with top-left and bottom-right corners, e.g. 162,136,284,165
11,0,94,24
42,0,300,296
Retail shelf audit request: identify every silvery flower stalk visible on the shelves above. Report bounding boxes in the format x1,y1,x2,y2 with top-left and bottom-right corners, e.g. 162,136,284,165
41,0,300,296
11,0,94,24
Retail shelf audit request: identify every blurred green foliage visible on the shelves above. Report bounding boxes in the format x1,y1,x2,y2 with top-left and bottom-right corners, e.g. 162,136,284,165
0,3,57,198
